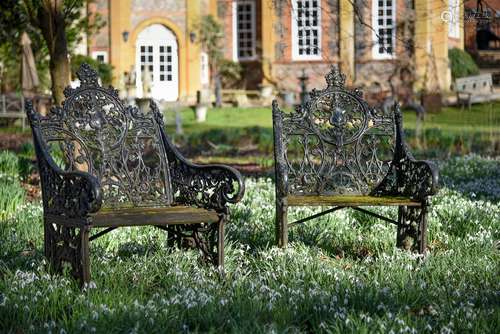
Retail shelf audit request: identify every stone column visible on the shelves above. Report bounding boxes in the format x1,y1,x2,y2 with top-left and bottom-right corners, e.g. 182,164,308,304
187,0,202,101
339,0,355,85
430,0,451,92
414,0,431,93
261,0,276,86
109,0,132,87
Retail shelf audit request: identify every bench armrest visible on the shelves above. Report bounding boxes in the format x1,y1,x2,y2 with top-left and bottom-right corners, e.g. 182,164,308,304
170,160,245,212
152,103,244,212
27,104,102,218
372,104,439,200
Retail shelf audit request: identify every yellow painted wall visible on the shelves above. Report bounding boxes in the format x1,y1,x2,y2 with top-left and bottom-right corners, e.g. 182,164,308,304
414,0,456,93
261,0,276,85
109,0,132,86
339,0,355,85
186,0,202,99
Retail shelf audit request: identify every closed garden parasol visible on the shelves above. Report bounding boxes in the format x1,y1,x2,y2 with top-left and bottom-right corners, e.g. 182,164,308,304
21,32,39,97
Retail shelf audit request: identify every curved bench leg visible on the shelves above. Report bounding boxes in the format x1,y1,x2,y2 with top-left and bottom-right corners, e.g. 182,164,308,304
44,221,91,285
397,202,428,254
191,216,225,269
276,199,288,247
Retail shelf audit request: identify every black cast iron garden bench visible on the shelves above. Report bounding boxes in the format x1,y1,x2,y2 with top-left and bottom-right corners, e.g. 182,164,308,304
25,63,245,284
272,67,439,253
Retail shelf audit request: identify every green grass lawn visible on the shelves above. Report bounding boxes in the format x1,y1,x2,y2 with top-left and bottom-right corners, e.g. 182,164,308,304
166,102,500,135
2,102,499,161
162,102,500,162
0,153,499,333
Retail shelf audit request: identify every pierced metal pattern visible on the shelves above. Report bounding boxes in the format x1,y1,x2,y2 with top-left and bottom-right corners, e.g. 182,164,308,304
372,109,439,200
155,101,245,212
273,67,395,196
26,63,244,284
397,204,427,253
272,67,439,253
165,222,222,266
169,162,243,213
26,120,102,218
28,63,172,208
44,224,90,282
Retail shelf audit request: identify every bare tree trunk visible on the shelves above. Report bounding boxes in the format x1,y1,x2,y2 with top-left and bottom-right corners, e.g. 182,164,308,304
36,1,70,106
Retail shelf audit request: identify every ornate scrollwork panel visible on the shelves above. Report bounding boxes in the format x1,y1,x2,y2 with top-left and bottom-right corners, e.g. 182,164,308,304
44,223,88,280
168,159,243,213
31,64,172,209
397,205,426,252
276,66,395,196
164,223,221,265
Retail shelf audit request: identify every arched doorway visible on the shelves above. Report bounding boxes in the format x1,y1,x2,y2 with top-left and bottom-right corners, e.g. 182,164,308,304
135,24,179,101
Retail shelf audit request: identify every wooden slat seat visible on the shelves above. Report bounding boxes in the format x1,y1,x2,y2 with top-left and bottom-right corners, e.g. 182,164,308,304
287,195,421,207
91,206,219,227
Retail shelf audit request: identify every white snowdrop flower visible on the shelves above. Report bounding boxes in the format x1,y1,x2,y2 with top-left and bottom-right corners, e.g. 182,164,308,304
440,326,453,334
83,281,97,290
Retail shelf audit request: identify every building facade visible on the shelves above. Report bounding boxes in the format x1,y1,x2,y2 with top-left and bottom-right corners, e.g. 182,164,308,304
87,0,464,103
464,0,500,83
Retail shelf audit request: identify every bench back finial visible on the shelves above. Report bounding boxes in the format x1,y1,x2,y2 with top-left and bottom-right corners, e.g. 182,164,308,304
272,66,396,196
26,63,173,208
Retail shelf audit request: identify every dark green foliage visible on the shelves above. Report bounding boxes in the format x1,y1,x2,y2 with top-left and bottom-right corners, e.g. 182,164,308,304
0,0,104,93
448,48,480,79
0,149,33,181
0,159,25,219
219,59,243,88
0,151,20,176
71,55,113,86
0,176,25,220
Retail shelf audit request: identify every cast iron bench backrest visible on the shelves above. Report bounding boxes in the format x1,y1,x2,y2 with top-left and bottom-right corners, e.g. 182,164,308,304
273,67,398,196
455,74,493,95
26,64,172,209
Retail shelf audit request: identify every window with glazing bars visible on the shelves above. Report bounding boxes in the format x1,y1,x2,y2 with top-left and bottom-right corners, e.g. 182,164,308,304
140,45,154,80
235,1,255,59
159,45,173,82
293,0,321,58
373,0,396,58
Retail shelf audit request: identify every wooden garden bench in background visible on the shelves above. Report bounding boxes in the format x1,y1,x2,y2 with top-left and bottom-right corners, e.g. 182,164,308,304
221,89,260,107
1,94,26,129
272,67,439,253
25,64,245,284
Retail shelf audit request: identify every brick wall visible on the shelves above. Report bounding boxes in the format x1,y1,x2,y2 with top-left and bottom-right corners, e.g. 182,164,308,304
270,0,340,97
88,0,109,54
130,0,186,33
353,0,415,103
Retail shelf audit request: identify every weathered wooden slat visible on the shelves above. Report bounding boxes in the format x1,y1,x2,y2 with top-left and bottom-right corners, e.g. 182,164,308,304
90,206,219,227
287,195,421,207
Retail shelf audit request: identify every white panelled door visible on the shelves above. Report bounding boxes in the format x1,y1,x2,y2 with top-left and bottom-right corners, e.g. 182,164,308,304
135,24,179,101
